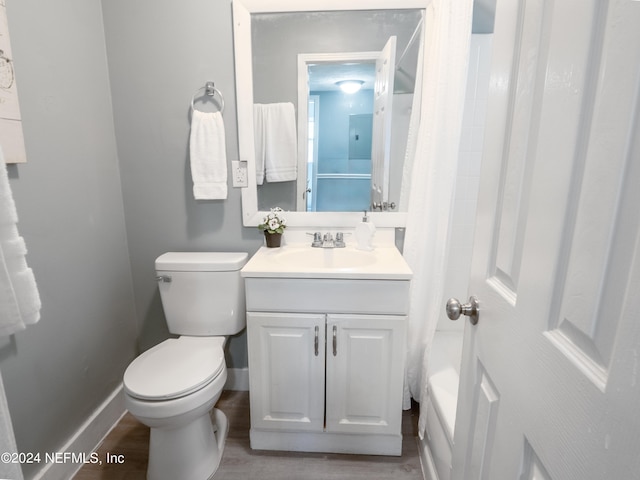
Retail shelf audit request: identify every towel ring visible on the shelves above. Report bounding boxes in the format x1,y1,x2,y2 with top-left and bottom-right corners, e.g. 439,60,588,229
190,81,225,114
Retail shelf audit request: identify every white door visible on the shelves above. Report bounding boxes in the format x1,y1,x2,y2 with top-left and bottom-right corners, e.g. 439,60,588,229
247,312,325,432
325,314,406,435
370,36,396,210
451,0,640,479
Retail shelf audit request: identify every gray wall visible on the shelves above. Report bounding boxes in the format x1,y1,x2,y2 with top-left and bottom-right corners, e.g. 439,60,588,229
2,1,138,478
100,0,262,359
2,0,262,477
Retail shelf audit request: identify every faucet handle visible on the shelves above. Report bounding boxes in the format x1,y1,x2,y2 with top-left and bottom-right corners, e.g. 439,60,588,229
335,232,346,248
307,232,322,247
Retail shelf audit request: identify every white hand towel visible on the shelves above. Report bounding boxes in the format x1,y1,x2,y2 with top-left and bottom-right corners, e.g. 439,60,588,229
253,103,297,183
189,110,228,199
0,146,41,337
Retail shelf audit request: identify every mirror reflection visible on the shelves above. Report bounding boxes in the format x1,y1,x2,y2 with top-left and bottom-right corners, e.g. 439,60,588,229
251,9,423,213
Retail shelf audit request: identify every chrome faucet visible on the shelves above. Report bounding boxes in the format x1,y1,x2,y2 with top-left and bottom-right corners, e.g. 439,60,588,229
309,232,346,248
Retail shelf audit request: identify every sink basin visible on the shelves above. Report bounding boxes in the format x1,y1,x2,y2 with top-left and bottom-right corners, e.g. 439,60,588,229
274,248,376,269
241,245,412,280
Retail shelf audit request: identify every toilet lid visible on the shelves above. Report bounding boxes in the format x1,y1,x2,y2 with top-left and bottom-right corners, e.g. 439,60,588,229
124,337,225,400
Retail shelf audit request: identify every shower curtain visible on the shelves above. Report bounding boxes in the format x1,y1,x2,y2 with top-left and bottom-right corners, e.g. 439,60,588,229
401,0,473,437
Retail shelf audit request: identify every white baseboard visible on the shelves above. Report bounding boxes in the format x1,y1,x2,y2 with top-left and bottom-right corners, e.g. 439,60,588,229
418,435,440,480
225,367,249,391
32,384,126,480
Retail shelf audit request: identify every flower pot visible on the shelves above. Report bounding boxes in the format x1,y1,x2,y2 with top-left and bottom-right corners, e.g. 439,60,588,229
264,232,282,248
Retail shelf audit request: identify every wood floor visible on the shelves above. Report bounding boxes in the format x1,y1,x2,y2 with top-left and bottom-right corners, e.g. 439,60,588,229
74,390,424,480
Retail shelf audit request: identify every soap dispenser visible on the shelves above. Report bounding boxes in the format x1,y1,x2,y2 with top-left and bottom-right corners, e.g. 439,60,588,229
355,210,376,251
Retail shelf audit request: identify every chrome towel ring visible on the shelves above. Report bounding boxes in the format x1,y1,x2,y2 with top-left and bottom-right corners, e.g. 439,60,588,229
190,81,225,114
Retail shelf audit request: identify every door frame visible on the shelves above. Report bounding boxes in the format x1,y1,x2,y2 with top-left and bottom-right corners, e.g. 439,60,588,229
296,51,378,211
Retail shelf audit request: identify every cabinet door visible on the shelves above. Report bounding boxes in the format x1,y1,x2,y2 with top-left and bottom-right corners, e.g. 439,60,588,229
325,314,406,435
247,312,325,432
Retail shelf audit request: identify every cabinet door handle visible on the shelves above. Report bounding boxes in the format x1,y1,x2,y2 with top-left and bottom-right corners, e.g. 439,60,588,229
332,325,337,356
314,326,319,356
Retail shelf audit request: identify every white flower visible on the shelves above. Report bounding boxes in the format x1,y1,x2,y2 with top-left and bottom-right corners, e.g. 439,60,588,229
259,206,287,234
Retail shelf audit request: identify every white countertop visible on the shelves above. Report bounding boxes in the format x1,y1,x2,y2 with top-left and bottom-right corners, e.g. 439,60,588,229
241,244,413,280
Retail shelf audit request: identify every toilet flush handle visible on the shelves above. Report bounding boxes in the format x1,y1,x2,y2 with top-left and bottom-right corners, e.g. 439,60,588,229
156,275,172,283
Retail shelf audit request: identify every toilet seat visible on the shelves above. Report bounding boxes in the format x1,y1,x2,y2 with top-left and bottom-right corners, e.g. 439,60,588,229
124,336,225,401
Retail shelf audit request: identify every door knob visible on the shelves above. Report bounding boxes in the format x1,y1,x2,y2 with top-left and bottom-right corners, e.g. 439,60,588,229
446,296,479,325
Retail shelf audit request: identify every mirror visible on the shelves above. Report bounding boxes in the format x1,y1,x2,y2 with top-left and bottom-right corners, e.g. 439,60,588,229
252,10,422,213
233,0,425,228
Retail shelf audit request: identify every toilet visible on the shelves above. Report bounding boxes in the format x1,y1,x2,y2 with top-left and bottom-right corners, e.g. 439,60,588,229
123,251,248,480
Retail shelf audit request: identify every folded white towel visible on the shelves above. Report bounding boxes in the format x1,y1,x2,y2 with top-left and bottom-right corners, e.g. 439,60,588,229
253,103,297,183
189,110,228,199
0,147,41,337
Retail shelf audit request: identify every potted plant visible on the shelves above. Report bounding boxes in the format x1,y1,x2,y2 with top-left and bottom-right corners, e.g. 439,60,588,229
259,207,287,248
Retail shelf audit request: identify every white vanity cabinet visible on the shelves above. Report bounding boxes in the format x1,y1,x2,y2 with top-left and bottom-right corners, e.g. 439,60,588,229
244,276,409,456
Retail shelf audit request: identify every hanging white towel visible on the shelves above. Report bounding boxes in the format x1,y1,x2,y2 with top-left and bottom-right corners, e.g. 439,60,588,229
253,103,297,183
189,110,228,200
0,146,41,337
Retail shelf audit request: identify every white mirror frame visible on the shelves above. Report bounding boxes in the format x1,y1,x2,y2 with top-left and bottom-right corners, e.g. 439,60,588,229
233,0,426,228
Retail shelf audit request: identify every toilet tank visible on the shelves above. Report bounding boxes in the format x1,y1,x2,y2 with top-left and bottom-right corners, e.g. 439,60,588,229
155,252,249,336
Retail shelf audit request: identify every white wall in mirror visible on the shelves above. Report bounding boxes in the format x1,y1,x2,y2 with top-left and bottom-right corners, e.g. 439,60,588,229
233,0,427,228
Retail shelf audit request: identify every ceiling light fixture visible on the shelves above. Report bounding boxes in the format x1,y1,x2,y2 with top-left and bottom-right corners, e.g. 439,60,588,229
336,80,364,94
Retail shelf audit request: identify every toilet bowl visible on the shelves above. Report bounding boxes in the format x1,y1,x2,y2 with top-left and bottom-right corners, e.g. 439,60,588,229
123,252,248,480
124,336,229,480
